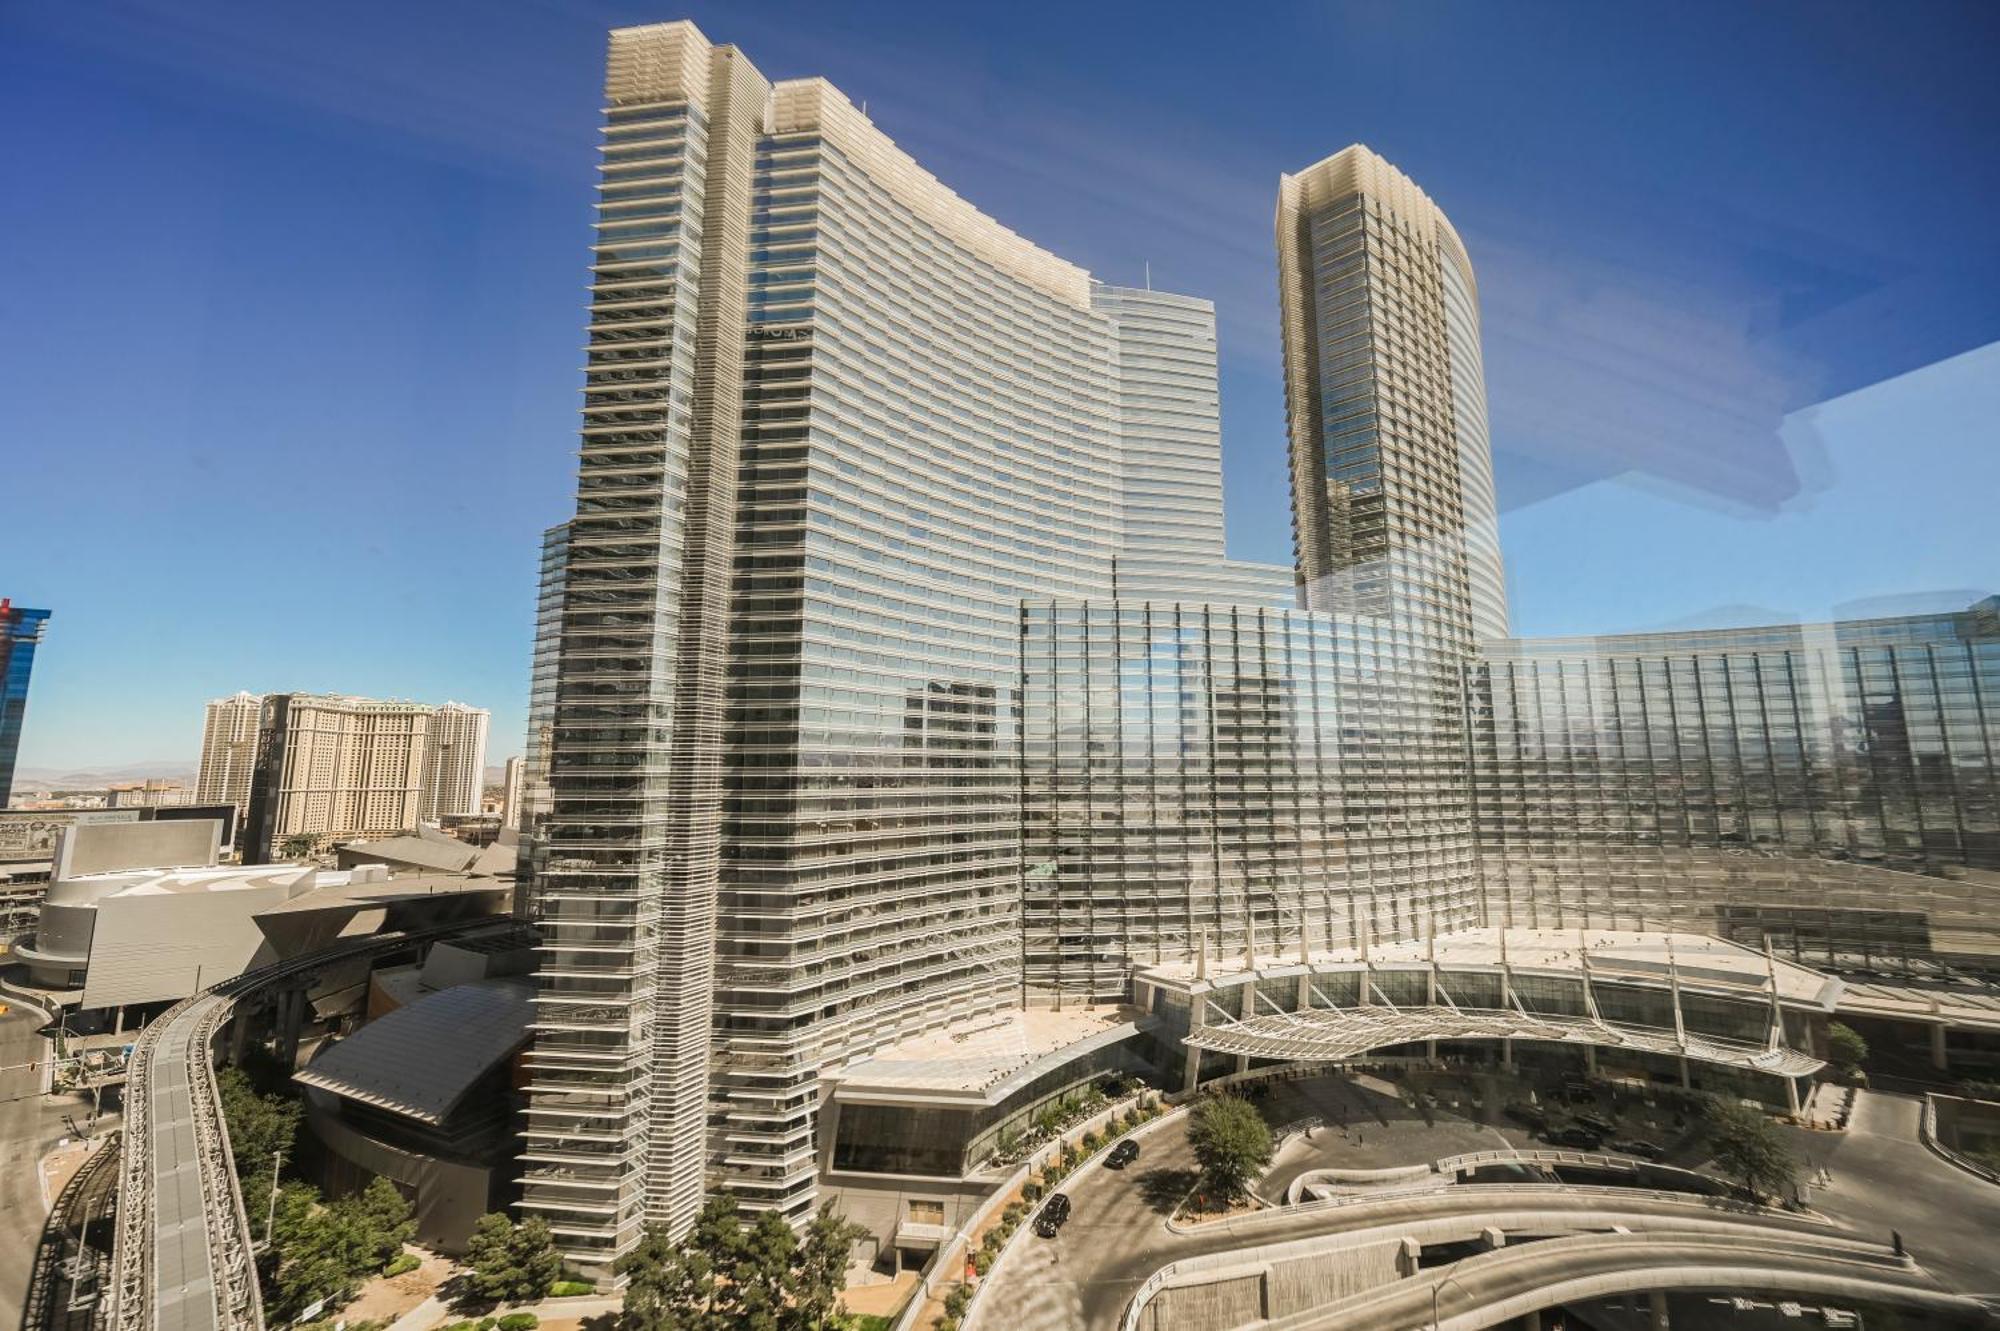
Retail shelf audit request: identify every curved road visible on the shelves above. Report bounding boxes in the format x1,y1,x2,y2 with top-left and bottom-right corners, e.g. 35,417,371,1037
994,1118,1848,1331
1258,1230,1979,1331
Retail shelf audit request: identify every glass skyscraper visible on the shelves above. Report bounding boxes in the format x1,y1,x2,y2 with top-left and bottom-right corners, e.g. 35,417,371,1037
0,599,51,807
1272,145,1507,941
523,22,1282,1270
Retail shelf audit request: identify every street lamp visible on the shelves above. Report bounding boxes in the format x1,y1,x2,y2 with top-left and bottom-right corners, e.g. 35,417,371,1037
260,1146,286,1249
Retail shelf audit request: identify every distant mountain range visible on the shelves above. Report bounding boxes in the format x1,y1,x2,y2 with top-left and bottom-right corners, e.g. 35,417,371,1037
10,761,198,790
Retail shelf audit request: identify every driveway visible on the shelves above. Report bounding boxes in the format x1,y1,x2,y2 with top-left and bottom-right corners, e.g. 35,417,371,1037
1786,1089,2000,1294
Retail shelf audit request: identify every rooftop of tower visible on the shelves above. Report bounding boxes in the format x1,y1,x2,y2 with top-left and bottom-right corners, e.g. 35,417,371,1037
605,20,1094,307
1278,142,1476,294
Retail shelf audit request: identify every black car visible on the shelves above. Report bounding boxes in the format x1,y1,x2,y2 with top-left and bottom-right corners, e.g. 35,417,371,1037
1035,1192,1072,1237
1574,1112,1615,1135
1609,1138,1664,1160
1105,1139,1141,1170
1546,1125,1604,1149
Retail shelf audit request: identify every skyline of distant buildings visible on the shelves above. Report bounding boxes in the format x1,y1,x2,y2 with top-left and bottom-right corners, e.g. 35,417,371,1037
229,691,493,860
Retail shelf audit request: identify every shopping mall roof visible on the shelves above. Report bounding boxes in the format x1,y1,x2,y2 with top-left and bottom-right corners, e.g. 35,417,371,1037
294,977,534,1124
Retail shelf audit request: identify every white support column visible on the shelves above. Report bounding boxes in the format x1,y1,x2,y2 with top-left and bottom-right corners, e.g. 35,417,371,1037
1184,991,1206,1092
1359,923,1373,1009
1578,931,1600,1075
1235,968,1257,1075
1762,936,1786,1054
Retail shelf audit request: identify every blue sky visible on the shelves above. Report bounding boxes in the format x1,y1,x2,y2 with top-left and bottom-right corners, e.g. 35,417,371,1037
3,0,1996,770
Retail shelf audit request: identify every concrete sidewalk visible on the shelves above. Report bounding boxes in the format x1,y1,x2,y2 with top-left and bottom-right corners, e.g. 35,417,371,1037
387,1294,622,1331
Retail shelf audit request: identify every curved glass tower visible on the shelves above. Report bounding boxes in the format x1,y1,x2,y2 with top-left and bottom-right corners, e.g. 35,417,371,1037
1275,145,1506,941
1277,144,1507,640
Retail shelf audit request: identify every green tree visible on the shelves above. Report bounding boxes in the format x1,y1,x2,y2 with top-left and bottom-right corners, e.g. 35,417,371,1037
266,1183,375,1321
217,1067,302,1240
1826,1022,1868,1073
351,1178,416,1270
619,1196,742,1331
1188,1095,1272,1200
785,1204,866,1331
463,1213,567,1306
615,1195,869,1331
730,1213,797,1331
1706,1099,1799,1200
279,833,320,860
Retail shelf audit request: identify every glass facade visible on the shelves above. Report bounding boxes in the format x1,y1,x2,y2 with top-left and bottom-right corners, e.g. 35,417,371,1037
513,522,569,913
0,600,51,807
1469,598,2000,975
1021,602,1353,997
715,79,1121,1224
521,21,750,1271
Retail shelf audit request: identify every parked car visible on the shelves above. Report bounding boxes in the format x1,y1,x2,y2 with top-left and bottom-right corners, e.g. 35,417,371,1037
1574,1112,1615,1135
1106,1139,1141,1169
1609,1138,1664,1160
1546,1125,1604,1149
1035,1192,1072,1237
1504,1104,1548,1131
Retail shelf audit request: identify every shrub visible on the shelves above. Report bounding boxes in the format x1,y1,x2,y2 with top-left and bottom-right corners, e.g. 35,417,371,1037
1022,1179,1043,1203
1081,1130,1101,1152
943,1285,974,1318
439,1323,479,1331
383,1252,421,1278
1826,1022,1868,1073
934,1318,960,1331
497,1316,539,1331
971,1249,994,1276
479,1319,497,1330
981,1228,1005,1255
547,1281,594,1298
1002,1202,1026,1224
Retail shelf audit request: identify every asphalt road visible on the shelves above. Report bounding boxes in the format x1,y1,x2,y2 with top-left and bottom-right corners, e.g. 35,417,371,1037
991,1081,2000,1331
1787,1089,2000,1295
995,1115,1846,1331
1003,1115,1202,1331
1267,1230,1965,1331
0,1000,100,1331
